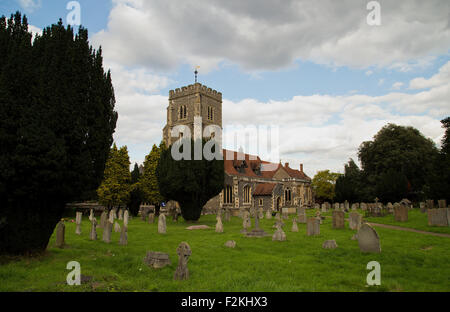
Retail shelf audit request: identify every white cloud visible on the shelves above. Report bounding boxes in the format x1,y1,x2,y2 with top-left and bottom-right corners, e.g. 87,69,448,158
391,82,404,90
365,70,373,76
378,78,384,86
409,61,450,90
18,0,41,12
92,0,450,73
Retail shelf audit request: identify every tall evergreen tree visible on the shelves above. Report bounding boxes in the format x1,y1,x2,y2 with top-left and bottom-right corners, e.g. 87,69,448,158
127,163,144,216
141,144,165,206
0,12,117,255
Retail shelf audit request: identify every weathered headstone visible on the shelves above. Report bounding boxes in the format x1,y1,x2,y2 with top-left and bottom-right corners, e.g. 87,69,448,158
90,218,97,241
174,242,192,280
344,200,350,212
224,209,231,222
215,215,224,233
307,217,320,236
148,213,155,224
272,222,287,241
99,211,107,229
108,210,115,224
114,221,121,233
322,240,338,249
360,203,367,211
75,211,82,235
386,202,393,214
291,218,299,232
357,223,381,253
297,207,307,224
102,221,112,243
241,211,251,233
266,209,272,219
224,240,236,248
55,221,65,248
339,203,345,211
351,203,358,211
118,209,123,220
349,212,362,230
119,225,128,245
89,209,94,222
158,213,167,234
394,204,408,222
144,251,171,269
438,199,447,208
246,212,268,237
332,211,345,229
419,202,426,213
427,208,449,227
426,199,434,210
258,208,264,220
334,203,340,210
123,209,129,227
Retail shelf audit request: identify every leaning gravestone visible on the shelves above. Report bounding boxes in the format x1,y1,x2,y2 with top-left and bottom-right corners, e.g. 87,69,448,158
322,240,338,249
394,204,408,222
75,211,82,235
332,211,345,229
349,212,362,230
215,215,224,233
123,209,129,227
438,200,447,208
427,209,449,227
119,225,128,245
307,217,320,236
357,223,381,253
174,242,192,280
158,213,167,234
55,221,65,248
144,251,171,269
90,218,97,241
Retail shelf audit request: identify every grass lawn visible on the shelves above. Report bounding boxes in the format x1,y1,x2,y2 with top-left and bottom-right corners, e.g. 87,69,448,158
1,213,449,292
364,208,450,235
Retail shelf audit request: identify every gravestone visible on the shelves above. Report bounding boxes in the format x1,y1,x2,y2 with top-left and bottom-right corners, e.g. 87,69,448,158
332,211,345,229
225,240,236,248
339,203,345,211
89,209,94,222
123,209,129,227
90,218,97,241
75,211,82,235
114,221,121,233
334,203,340,210
426,199,434,210
297,207,307,224
241,211,251,233
224,209,231,222
174,242,192,280
344,200,349,212
109,210,115,224
386,202,394,214
272,222,287,241
246,212,268,237
438,200,447,208
427,209,449,227
394,204,408,222
215,215,224,233
307,217,320,236
322,240,338,249
419,202,426,213
357,223,381,253
158,213,167,234
118,209,123,220
148,213,155,224
99,211,107,229
102,221,112,243
349,212,362,230
321,203,327,213
360,203,367,211
119,225,128,245
144,251,171,269
291,219,299,232
258,208,264,220
266,209,272,219
351,203,358,211
55,221,65,248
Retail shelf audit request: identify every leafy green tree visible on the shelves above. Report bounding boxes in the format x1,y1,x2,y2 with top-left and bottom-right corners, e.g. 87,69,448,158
156,139,224,221
335,159,368,202
97,144,131,209
0,13,117,255
312,170,341,202
127,163,144,216
358,123,439,201
141,144,165,206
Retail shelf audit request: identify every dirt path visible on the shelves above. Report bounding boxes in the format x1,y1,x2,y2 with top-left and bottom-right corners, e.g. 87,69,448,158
367,223,450,238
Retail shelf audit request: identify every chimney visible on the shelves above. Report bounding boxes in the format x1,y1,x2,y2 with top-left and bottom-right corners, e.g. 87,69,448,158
285,162,289,168
300,164,304,172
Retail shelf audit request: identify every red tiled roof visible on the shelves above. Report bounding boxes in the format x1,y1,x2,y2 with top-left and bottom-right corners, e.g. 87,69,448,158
253,183,276,196
222,149,310,181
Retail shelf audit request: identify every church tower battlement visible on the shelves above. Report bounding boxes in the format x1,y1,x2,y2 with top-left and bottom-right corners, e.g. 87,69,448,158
163,82,223,146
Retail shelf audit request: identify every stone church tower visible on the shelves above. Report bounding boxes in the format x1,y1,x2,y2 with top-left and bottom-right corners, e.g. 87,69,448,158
162,83,222,146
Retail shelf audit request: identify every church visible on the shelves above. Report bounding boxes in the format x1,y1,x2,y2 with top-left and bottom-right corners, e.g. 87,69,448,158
162,82,313,215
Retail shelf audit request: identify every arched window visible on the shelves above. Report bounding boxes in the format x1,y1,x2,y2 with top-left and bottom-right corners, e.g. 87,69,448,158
243,185,251,204
207,106,214,121
224,185,233,204
285,188,291,203
179,105,187,120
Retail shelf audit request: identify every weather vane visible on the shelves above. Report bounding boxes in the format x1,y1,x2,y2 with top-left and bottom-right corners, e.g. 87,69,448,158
194,66,200,83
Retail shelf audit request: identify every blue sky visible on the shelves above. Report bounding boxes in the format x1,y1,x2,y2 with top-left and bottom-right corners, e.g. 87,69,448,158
2,0,449,176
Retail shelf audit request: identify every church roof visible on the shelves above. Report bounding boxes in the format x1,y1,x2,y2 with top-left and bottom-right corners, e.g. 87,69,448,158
253,183,277,196
222,149,310,181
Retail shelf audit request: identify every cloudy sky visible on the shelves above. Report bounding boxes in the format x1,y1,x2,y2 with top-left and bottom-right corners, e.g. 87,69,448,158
2,0,449,177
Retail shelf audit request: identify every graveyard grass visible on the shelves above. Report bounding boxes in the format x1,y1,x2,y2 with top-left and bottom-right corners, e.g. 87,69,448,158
1,210,449,292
